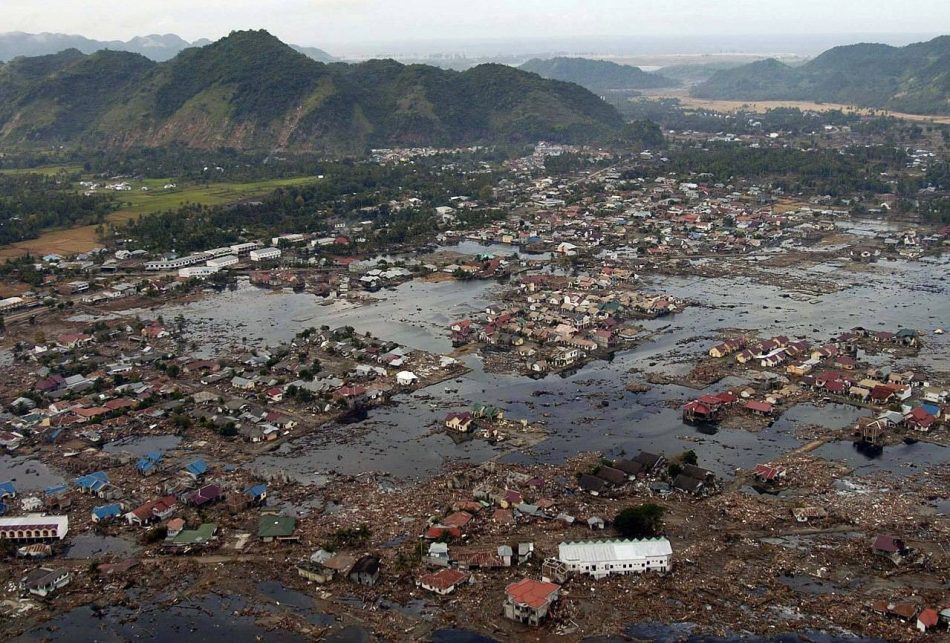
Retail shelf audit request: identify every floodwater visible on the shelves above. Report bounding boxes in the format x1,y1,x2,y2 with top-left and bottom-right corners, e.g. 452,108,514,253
9,594,307,643
160,278,499,356
150,255,948,482
0,455,66,493
65,533,140,559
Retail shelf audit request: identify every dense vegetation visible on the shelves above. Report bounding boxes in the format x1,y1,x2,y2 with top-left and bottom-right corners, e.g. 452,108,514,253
0,31,624,152
693,36,950,115
659,143,903,197
116,157,503,252
519,57,678,94
614,504,666,539
0,172,117,245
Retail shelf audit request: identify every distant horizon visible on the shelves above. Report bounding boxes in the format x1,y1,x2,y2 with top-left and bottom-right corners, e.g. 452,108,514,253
3,0,948,55
0,29,944,63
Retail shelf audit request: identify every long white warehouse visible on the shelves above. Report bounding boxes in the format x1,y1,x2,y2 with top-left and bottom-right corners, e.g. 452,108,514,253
558,538,672,578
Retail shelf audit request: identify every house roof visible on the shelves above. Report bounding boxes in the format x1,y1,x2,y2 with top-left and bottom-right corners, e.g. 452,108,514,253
505,578,560,609
258,515,296,538
419,568,468,591
917,607,939,627
184,459,209,477
872,535,903,553
744,401,773,414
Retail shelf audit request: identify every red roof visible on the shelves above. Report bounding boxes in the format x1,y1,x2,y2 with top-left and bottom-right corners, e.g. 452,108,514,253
419,568,468,591
744,401,773,414
442,511,473,528
505,578,560,609
917,608,939,627
424,526,461,540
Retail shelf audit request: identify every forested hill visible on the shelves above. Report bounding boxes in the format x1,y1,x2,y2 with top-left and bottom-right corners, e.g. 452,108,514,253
0,30,624,152
519,57,678,94
692,36,950,115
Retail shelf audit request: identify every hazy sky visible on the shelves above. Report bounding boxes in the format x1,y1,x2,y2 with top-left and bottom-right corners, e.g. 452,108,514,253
3,0,947,47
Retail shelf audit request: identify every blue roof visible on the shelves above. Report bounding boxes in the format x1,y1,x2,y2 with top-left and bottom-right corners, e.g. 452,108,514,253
184,459,209,477
75,471,109,489
921,403,940,415
136,451,163,473
244,484,267,497
44,484,68,496
92,503,123,520
0,481,16,497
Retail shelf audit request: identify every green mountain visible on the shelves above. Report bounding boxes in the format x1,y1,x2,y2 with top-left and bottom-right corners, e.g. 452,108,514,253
0,31,623,152
692,36,950,115
0,31,335,63
656,61,746,85
519,57,678,94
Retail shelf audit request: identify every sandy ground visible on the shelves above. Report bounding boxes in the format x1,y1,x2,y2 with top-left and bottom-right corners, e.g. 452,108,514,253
642,89,950,125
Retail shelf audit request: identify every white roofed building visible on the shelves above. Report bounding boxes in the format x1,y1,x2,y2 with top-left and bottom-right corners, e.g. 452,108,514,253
250,247,281,262
0,515,70,542
558,537,672,578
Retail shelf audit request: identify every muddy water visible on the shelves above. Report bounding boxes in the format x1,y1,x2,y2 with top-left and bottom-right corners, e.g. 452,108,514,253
152,256,948,482
160,278,499,356
0,455,67,493
9,593,307,643
65,533,140,559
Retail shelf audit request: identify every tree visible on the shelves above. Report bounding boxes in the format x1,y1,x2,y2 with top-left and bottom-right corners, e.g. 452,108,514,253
614,504,665,539
681,450,698,466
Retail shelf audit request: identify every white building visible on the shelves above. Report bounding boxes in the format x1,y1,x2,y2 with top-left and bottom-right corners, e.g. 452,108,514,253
206,255,239,270
272,234,306,246
145,254,208,271
250,247,281,262
395,371,418,386
229,242,262,255
0,515,70,541
558,538,672,578
179,266,220,279
0,296,25,313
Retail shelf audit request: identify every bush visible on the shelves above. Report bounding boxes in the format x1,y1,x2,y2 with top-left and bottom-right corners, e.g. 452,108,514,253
614,504,665,539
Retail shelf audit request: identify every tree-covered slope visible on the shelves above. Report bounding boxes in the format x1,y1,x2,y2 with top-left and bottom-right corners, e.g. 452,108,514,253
692,36,950,115
0,31,624,152
519,57,678,94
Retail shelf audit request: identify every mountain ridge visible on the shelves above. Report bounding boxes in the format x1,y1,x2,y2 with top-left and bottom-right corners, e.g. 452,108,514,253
519,57,678,94
0,30,624,152
0,30,336,63
692,36,950,115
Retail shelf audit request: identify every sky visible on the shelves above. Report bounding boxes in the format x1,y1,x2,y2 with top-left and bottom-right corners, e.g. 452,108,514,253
2,0,948,51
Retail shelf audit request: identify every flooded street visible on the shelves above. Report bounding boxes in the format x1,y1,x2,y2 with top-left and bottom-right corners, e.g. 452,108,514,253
147,253,949,483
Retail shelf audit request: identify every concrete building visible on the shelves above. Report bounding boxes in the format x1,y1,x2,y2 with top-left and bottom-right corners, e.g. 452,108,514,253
249,247,281,262
179,266,220,279
503,578,560,625
558,537,672,578
206,255,239,270
0,515,70,541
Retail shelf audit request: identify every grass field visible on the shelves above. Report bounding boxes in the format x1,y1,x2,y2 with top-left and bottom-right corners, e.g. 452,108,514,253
0,174,322,259
105,176,319,226
0,164,83,176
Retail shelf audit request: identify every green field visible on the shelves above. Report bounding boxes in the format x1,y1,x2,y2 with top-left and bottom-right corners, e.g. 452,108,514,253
0,173,322,259
0,164,84,176
106,175,320,224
